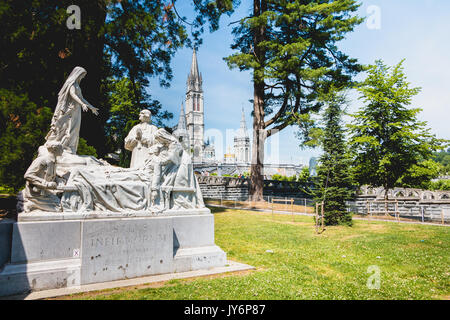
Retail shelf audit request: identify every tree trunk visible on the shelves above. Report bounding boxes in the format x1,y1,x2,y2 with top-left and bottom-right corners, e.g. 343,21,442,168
249,0,266,202
250,96,265,201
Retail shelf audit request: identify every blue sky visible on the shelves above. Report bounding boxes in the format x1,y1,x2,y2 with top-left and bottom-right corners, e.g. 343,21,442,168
148,0,450,165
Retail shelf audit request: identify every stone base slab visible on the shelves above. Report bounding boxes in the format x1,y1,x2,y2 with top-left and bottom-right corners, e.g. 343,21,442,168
0,210,227,296
17,208,211,222
2,260,254,300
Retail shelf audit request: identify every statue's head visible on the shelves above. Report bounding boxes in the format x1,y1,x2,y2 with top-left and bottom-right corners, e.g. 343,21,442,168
71,66,87,84
139,109,152,123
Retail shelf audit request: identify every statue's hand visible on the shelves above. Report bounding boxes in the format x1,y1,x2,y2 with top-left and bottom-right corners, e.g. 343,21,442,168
46,182,57,189
81,103,89,112
136,128,142,140
90,105,99,115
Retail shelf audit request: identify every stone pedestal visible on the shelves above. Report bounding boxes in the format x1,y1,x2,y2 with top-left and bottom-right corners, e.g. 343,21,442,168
0,209,226,297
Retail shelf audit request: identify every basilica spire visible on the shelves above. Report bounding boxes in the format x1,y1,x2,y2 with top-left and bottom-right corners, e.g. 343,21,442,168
173,101,190,149
190,48,200,79
185,48,205,163
240,107,247,132
234,107,251,163
236,107,249,138
177,101,187,130
187,48,202,91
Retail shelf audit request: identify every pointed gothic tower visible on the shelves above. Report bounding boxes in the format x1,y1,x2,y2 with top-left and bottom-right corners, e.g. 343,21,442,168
185,48,204,163
234,108,251,163
173,101,190,150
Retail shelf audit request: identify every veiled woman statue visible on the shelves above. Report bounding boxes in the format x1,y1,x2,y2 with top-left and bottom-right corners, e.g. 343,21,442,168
38,66,107,177
45,66,98,154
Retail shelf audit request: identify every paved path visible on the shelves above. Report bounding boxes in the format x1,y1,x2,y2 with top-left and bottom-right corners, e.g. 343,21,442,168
207,204,449,227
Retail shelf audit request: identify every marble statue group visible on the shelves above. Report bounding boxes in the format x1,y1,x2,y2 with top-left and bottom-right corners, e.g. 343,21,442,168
22,66,204,214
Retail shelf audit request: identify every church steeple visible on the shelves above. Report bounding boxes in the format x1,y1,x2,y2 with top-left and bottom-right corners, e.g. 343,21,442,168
185,48,205,163
236,107,249,139
177,101,187,130
187,48,202,92
173,101,190,150
234,107,251,163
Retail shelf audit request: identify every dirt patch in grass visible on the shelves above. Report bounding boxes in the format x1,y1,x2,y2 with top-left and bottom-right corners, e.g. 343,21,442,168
314,265,345,280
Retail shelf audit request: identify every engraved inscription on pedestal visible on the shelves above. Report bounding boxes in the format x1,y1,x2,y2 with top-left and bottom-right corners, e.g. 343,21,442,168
81,218,173,284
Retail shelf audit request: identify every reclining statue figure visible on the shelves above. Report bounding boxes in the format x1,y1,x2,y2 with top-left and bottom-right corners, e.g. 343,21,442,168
60,128,204,213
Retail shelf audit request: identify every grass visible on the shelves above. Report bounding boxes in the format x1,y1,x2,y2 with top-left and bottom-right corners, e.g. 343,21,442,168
59,207,449,300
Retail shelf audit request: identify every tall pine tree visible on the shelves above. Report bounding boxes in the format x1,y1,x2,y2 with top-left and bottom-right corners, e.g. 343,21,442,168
223,0,363,200
315,89,354,226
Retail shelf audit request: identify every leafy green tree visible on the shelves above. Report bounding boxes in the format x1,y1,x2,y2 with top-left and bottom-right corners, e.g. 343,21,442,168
224,0,363,201
0,89,52,192
348,60,447,201
0,1,110,155
429,180,450,191
433,149,450,175
0,0,203,160
398,160,443,190
77,138,98,158
297,167,310,183
315,89,354,226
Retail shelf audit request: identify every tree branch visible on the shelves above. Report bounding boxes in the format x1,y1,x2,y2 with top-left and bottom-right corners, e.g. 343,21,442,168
266,89,301,137
228,16,251,26
171,0,195,26
264,94,289,128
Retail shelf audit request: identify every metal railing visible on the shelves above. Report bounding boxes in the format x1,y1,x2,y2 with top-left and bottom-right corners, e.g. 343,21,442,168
204,195,315,216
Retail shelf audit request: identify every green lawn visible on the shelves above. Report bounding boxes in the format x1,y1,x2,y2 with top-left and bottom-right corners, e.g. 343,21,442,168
65,207,449,300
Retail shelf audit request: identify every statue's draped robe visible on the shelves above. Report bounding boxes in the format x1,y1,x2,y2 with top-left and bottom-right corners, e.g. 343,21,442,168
172,151,205,209
61,144,205,213
61,167,152,212
44,67,107,176
46,68,86,154
23,156,61,212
